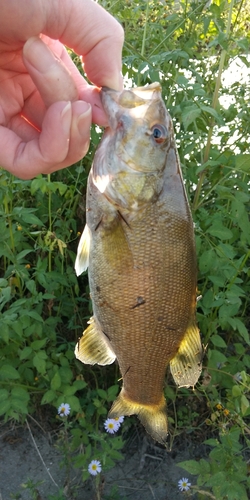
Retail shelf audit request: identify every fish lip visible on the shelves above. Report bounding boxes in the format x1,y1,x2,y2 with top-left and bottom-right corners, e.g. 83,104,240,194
100,87,118,102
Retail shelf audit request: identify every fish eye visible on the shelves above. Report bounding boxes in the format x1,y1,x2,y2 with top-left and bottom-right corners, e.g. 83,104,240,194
151,124,167,144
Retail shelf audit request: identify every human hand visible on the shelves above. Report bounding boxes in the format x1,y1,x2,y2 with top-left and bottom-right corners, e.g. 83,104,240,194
0,0,124,179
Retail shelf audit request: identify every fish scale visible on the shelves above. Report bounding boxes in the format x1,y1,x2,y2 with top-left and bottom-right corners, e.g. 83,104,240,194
75,83,202,443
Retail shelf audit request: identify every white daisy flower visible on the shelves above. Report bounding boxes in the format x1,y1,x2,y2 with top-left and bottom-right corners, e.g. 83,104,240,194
178,477,191,491
104,418,120,434
88,459,102,476
58,403,71,417
114,416,125,424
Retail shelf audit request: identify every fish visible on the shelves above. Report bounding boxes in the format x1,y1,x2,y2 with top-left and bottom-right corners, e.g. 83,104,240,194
75,82,202,444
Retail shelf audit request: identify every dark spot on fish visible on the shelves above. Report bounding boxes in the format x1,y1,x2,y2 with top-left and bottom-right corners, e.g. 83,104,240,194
166,326,176,331
96,286,101,292
157,316,163,322
117,210,130,228
103,331,111,341
95,218,103,231
131,296,146,309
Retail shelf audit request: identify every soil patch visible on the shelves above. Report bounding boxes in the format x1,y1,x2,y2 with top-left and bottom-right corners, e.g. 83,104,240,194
0,420,206,499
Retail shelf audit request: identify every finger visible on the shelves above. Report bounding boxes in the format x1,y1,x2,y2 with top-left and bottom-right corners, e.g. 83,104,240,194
0,100,92,179
44,0,124,90
22,36,108,128
23,36,79,108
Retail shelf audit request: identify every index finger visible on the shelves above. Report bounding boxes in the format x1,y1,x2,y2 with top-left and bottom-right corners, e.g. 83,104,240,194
45,0,124,90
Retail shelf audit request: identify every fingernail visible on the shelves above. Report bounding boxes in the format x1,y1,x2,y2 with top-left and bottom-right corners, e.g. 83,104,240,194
77,103,92,135
61,102,72,133
24,36,58,73
103,72,124,92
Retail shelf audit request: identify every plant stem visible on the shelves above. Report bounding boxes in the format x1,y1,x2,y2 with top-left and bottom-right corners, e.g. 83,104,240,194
138,0,150,86
192,0,235,211
47,174,52,272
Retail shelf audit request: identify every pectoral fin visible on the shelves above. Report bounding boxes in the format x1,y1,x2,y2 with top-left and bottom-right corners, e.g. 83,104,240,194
75,317,116,366
170,321,202,388
75,224,91,276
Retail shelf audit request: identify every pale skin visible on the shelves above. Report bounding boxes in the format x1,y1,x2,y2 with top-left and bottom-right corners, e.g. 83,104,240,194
0,0,124,179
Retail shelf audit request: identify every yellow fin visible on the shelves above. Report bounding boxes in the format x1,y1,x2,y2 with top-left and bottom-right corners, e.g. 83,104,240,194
75,224,91,276
75,317,116,366
109,389,168,444
170,321,202,388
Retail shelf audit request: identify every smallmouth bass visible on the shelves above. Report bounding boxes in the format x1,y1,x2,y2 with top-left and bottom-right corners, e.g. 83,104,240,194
75,83,202,444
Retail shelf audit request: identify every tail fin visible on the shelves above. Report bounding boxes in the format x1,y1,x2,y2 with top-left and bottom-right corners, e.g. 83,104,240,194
109,389,168,444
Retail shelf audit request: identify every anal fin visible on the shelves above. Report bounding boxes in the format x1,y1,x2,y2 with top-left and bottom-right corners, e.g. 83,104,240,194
75,317,116,366
75,224,91,276
170,321,202,388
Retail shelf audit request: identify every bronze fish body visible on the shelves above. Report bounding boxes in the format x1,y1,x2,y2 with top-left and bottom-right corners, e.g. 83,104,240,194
75,83,202,443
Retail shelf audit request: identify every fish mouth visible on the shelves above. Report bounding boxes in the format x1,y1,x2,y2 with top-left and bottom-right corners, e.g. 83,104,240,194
101,82,162,105
100,83,163,129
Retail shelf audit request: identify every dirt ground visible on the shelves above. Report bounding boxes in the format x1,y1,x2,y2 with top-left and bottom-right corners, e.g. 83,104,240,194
0,419,205,500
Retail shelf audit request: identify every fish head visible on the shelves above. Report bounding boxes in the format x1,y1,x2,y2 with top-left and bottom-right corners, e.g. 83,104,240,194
91,83,176,211
100,82,173,175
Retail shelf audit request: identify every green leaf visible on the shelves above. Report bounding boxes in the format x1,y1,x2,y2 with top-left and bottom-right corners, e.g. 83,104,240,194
19,212,44,226
207,223,233,240
97,388,107,399
227,318,250,345
181,105,201,130
200,104,221,121
58,395,81,413
31,338,47,350
232,385,241,397
204,438,219,447
234,154,250,172
211,335,227,348
227,482,248,500
20,346,32,360
31,176,47,194
0,399,11,416
16,249,33,261
206,471,226,488
27,311,44,323
0,389,9,401
63,385,78,396
11,398,28,414
0,323,9,343
41,390,56,405
199,249,216,274
51,371,61,391
0,365,20,380
0,278,8,287
33,351,47,374
241,395,249,416
11,387,29,402
177,459,200,475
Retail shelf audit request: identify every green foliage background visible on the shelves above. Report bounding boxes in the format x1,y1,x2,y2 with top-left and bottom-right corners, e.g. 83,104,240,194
0,0,249,498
